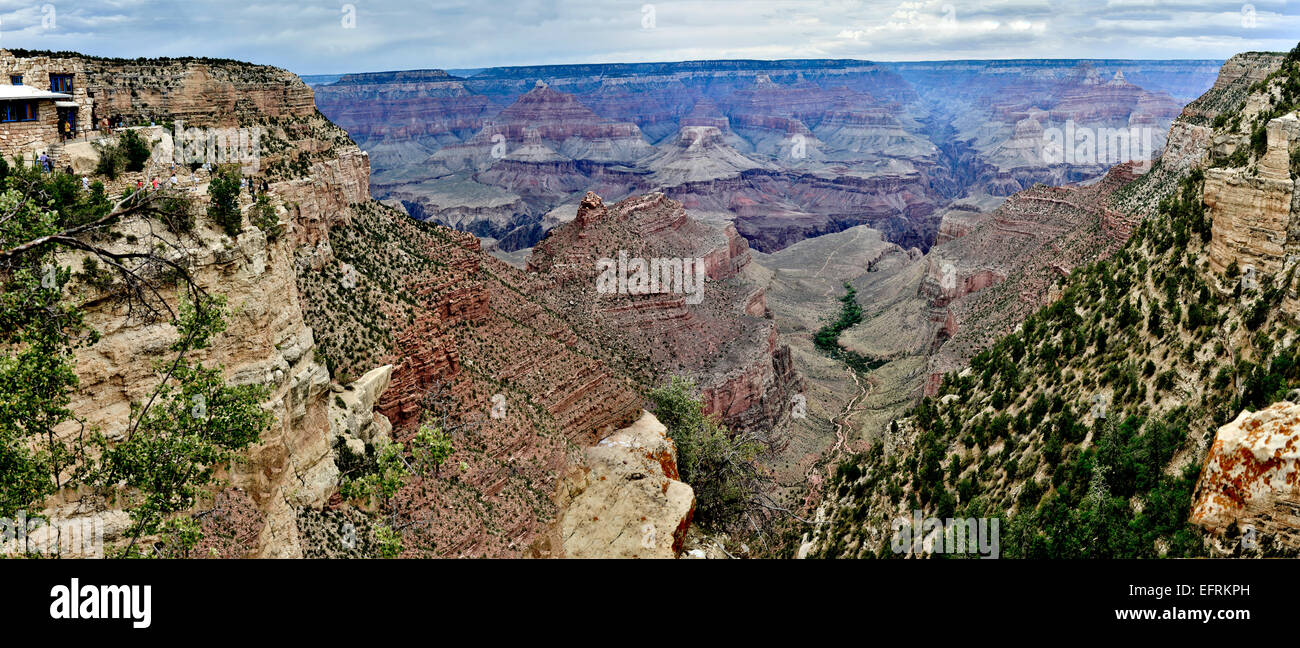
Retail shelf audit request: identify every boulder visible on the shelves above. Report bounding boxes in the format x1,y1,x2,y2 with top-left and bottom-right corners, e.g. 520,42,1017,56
63,140,101,175
554,411,695,558
1191,401,1300,547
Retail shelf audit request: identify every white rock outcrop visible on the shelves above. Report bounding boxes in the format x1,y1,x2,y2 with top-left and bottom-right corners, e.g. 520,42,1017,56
1191,401,1300,547
551,411,696,559
330,364,395,444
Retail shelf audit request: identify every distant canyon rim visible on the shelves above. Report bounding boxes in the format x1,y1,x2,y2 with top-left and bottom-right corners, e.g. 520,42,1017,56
310,58,1220,257
308,57,1222,508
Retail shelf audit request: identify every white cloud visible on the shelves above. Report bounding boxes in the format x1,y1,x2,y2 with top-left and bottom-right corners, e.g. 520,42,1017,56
0,0,1293,74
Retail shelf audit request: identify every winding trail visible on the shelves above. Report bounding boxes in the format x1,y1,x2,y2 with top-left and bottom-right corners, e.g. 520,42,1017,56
831,370,866,458
812,227,866,296
799,366,870,511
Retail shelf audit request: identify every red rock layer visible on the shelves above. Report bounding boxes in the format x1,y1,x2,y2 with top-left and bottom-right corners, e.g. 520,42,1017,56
528,191,804,434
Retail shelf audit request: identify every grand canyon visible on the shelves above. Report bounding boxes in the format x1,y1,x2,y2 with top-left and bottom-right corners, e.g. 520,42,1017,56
10,2,1300,643
307,57,1229,522
6,14,1300,571
309,59,1218,256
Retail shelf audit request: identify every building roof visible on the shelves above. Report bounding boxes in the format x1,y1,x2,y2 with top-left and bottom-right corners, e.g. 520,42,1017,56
0,85,72,101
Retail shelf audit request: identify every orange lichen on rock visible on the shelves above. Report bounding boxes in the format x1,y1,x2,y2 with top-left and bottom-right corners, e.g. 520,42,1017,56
1190,401,1300,531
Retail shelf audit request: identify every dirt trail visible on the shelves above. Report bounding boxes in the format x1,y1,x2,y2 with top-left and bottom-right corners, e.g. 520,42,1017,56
813,227,866,295
831,370,865,458
799,366,870,511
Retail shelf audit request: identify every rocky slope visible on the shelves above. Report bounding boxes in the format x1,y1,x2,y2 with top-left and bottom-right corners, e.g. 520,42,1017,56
757,54,1287,507
526,191,803,435
16,51,774,559
799,49,1300,558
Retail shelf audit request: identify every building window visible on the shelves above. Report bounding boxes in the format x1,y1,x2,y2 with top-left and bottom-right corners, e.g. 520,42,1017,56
50,74,73,93
10,75,22,86
0,101,38,122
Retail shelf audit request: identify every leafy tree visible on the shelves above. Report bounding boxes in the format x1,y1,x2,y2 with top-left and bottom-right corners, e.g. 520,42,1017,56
98,293,272,556
411,424,453,476
374,523,402,558
339,437,409,504
0,261,89,516
119,129,154,172
93,141,127,179
0,154,262,557
649,376,768,531
335,419,454,558
251,195,281,241
207,165,242,236
89,129,155,179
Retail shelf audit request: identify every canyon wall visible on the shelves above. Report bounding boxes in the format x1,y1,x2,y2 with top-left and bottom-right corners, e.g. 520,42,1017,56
527,191,804,435
315,58,1218,255
1205,113,1298,276
25,51,364,557
20,51,707,559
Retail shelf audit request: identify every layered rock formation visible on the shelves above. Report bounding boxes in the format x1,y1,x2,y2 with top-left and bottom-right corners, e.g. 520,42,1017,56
1205,113,1298,276
292,198,657,557
526,191,803,435
640,125,771,186
317,58,1218,256
916,164,1144,393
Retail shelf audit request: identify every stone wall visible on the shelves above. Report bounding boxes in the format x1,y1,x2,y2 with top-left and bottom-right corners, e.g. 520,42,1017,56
0,50,94,160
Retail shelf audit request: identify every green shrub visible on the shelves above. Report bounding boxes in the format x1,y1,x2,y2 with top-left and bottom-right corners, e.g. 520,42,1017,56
207,166,242,236
93,141,126,179
119,129,154,172
251,195,281,241
649,376,767,530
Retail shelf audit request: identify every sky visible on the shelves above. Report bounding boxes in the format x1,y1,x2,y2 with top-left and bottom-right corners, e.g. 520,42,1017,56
0,1,1295,75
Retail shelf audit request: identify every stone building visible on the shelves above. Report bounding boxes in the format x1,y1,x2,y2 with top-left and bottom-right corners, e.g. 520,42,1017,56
0,49,96,163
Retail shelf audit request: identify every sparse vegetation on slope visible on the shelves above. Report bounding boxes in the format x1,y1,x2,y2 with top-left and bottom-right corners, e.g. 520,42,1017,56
650,377,768,531
804,50,1300,559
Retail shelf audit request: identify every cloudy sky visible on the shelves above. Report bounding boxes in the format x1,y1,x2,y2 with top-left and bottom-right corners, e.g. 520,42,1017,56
0,1,1295,75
